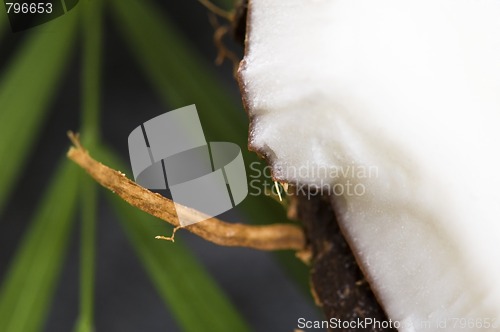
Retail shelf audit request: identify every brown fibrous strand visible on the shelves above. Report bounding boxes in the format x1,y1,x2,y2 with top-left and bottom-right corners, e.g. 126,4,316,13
66,132,306,251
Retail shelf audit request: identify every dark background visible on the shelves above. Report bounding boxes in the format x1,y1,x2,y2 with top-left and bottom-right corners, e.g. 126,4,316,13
0,1,321,331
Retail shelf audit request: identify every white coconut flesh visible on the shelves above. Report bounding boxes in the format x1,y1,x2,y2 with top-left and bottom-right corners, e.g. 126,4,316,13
239,1,500,330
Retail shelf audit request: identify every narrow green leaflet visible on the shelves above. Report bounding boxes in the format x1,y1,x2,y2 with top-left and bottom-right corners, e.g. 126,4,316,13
75,0,102,332
79,0,102,144
0,160,79,332
109,0,246,145
0,10,77,214
74,1,103,330
74,175,97,332
98,148,251,332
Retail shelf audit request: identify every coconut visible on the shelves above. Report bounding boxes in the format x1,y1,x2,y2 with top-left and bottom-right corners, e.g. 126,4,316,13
239,1,500,330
